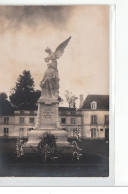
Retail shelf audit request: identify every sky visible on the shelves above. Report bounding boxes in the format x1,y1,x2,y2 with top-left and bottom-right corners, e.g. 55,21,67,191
0,5,109,105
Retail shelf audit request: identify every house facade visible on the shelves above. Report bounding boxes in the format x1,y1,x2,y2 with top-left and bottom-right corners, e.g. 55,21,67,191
80,95,109,140
0,108,82,139
0,110,37,138
0,95,109,140
59,107,82,138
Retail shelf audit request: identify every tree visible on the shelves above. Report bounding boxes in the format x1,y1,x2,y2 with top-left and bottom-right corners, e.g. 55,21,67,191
0,92,14,115
9,70,41,110
0,92,8,101
65,90,78,108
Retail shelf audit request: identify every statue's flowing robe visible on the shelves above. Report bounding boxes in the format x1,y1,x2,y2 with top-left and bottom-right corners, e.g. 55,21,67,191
40,65,59,98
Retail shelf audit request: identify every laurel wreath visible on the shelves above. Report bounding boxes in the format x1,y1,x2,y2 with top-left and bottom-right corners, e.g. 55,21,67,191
38,132,57,162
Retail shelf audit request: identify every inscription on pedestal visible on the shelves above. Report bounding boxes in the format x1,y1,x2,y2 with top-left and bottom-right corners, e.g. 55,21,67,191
43,108,54,119
39,103,58,129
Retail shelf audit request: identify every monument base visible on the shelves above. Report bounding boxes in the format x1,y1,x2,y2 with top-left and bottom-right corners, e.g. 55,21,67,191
22,97,73,156
22,129,73,155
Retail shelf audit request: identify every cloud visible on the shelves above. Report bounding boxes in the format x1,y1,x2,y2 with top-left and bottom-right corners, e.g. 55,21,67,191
0,6,74,33
0,5,109,98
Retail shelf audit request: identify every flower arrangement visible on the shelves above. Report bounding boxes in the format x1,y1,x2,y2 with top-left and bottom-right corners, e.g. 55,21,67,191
16,137,24,159
38,132,57,162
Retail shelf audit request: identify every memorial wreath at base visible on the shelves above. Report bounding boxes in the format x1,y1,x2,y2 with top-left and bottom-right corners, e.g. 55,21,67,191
38,132,57,162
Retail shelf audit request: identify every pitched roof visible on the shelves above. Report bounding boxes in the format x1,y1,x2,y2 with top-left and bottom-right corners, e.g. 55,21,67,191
81,95,109,110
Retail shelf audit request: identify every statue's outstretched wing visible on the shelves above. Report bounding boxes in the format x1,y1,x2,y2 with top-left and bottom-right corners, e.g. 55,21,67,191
54,36,71,59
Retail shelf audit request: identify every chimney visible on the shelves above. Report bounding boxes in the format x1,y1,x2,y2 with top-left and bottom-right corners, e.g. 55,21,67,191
79,94,83,108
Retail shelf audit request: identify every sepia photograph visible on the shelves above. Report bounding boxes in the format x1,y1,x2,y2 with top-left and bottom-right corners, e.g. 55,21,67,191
0,5,109,177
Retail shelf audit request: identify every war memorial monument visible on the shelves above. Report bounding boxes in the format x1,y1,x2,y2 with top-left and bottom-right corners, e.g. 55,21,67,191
22,37,74,158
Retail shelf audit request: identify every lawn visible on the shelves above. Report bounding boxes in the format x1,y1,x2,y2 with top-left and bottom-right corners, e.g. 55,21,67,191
0,137,109,177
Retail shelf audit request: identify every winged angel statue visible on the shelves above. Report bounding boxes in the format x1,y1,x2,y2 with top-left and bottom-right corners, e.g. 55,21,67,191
40,36,71,99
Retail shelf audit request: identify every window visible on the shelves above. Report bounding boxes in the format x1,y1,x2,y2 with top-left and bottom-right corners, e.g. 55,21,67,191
71,118,76,124
91,115,97,124
20,117,24,124
29,118,34,124
4,128,9,136
29,128,33,131
4,117,9,124
90,101,97,109
20,110,25,114
100,128,103,131
91,128,96,138
20,128,24,131
105,115,109,125
71,111,76,115
61,118,66,124
30,110,34,115
19,128,24,137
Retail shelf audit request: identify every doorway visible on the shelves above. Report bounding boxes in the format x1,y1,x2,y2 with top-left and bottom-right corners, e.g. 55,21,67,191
105,128,109,141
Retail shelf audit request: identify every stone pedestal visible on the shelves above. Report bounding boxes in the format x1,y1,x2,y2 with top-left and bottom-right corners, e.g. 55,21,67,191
23,97,73,155
36,97,60,130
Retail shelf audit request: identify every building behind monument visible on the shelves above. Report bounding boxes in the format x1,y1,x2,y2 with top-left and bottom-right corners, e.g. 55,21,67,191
81,95,109,141
0,94,109,140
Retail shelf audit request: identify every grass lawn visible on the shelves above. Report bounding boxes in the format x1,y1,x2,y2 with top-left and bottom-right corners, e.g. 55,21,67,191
0,137,109,177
